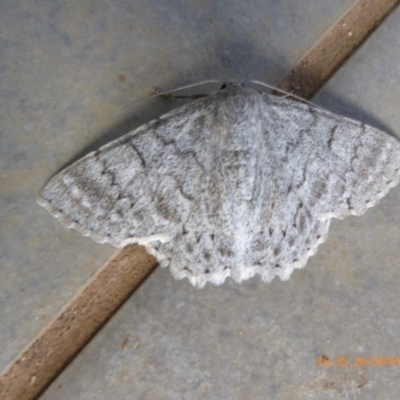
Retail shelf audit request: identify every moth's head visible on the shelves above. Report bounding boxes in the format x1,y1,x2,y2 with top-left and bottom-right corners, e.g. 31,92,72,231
219,82,245,91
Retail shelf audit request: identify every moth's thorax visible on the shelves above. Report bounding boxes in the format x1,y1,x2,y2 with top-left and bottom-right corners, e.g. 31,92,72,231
209,86,265,203
210,85,263,145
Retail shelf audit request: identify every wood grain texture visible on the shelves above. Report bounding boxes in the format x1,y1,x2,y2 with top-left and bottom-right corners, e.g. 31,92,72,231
0,245,157,400
276,0,400,100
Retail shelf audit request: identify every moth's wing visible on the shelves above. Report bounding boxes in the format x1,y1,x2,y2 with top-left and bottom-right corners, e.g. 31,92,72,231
250,93,400,283
263,94,400,218
38,98,215,248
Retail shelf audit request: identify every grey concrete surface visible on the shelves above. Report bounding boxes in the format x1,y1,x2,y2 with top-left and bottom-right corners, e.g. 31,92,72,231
0,0,356,374
40,4,400,400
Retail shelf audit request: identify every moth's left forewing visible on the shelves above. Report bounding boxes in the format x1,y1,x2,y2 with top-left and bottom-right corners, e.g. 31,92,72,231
38,96,219,249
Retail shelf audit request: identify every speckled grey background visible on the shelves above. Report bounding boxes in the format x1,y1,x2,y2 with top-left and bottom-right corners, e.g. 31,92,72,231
34,3,400,400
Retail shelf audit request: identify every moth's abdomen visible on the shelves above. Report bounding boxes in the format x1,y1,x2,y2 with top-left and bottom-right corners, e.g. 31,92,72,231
221,149,258,201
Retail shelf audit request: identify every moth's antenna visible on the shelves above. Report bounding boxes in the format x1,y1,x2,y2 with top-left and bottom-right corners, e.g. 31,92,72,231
117,80,222,114
248,80,321,109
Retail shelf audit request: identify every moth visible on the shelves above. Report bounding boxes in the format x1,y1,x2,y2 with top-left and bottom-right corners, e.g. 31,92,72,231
38,83,400,287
